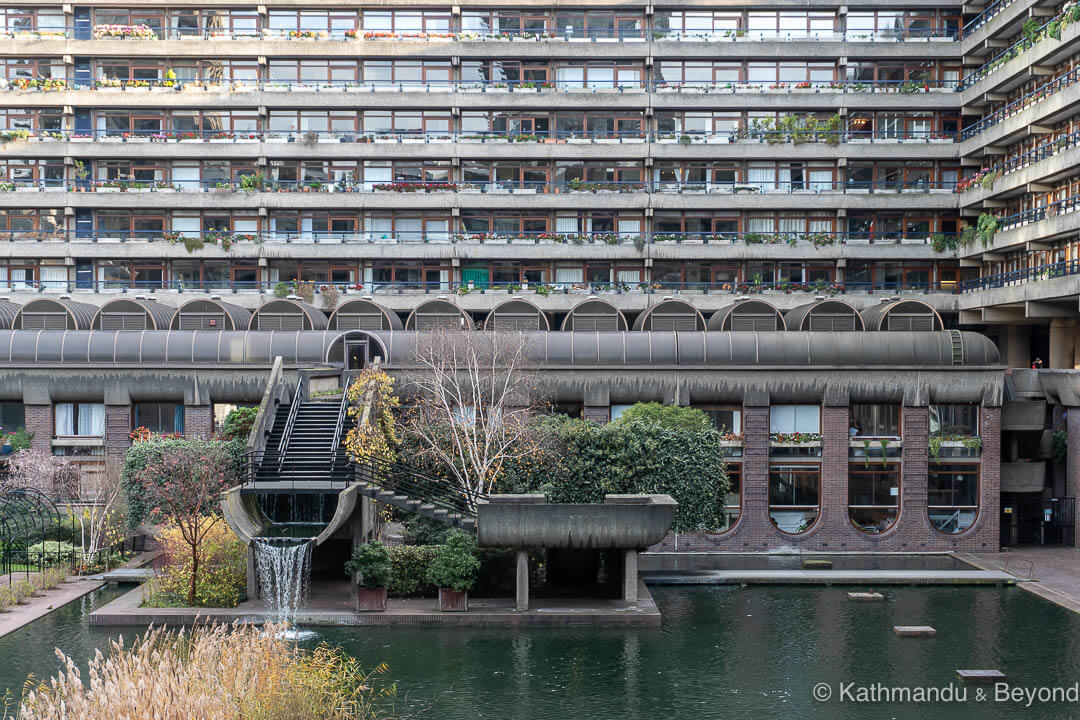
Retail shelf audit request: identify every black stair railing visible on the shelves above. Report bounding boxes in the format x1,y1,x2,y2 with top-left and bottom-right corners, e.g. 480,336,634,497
362,455,486,517
276,375,307,472
328,376,353,473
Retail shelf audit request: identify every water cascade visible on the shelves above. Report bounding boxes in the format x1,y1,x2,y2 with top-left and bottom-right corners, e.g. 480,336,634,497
253,538,313,625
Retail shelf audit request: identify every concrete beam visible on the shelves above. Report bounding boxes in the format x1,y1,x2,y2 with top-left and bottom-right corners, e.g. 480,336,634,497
982,252,1005,261
1030,66,1054,76
1027,301,1077,318
1029,125,1052,134
983,146,1005,155
960,258,983,268
1027,183,1052,193
959,309,984,325
1027,241,1052,251
984,92,1007,101
981,200,1006,208
982,307,1027,323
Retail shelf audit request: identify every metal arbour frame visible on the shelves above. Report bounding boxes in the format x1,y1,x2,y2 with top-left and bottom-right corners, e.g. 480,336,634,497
0,487,70,584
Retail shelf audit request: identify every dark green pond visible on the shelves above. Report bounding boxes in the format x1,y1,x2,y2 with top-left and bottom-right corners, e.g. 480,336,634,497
3,584,1080,719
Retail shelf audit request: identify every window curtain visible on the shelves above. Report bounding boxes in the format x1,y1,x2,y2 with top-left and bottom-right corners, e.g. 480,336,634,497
55,403,75,435
555,267,583,284
747,165,774,191
79,403,105,436
174,405,185,435
39,266,68,290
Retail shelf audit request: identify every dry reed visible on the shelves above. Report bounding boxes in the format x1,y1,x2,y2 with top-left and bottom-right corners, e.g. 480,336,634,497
13,622,396,720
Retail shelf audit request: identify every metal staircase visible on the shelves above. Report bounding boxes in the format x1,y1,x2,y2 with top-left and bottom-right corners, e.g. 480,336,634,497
354,456,481,532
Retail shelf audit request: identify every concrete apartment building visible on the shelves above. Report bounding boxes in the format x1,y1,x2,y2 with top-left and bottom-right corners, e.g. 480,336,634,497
0,0,1078,551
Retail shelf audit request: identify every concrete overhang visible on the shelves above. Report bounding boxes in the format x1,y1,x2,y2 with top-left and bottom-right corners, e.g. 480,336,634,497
476,494,677,549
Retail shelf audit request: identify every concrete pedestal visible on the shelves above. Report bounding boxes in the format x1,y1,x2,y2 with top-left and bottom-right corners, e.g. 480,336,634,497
515,550,529,611
623,549,638,608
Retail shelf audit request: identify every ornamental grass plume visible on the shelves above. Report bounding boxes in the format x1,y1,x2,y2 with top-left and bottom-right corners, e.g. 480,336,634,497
14,622,396,720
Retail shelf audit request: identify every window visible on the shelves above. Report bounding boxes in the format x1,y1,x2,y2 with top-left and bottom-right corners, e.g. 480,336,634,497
0,402,24,434
720,463,741,531
850,405,900,438
928,463,978,533
930,404,978,437
768,464,820,533
849,464,899,533
770,405,820,434
54,403,105,437
134,403,184,435
697,406,741,435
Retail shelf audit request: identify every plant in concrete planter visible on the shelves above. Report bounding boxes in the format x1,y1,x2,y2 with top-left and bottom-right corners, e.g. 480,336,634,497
345,540,392,611
426,530,480,611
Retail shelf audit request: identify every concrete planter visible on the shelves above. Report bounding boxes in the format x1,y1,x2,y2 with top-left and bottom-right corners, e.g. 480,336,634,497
355,586,388,612
439,588,468,611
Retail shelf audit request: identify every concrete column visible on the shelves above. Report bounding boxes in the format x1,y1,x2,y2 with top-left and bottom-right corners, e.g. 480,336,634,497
1005,324,1032,369
1067,411,1080,542
515,549,529,611
622,549,638,608
1049,318,1077,369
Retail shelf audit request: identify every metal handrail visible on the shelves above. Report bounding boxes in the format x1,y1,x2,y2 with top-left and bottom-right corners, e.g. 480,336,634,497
364,455,484,515
329,376,353,465
276,374,306,471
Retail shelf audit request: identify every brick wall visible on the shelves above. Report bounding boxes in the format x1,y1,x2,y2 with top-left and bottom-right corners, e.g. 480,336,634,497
184,405,214,439
104,404,131,459
651,404,1003,553
24,404,52,451
583,406,610,424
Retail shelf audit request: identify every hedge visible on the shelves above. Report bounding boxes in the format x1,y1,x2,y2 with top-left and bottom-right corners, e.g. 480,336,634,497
121,438,245,527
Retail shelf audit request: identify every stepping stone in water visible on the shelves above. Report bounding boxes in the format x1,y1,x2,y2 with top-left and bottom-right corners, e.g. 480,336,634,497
847,592,885,602
894,626,936,637
956,670,1006,683
803,559,833,570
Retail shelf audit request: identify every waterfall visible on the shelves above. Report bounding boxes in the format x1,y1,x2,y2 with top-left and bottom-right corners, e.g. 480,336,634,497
253,538,312,624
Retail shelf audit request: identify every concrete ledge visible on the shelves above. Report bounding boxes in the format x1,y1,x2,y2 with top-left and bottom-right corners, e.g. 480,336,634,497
642,569,1016,585
0,576,105,639
89,580,661,627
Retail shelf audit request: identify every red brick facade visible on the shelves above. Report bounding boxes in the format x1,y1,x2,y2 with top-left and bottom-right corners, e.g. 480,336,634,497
105,404,131,458
1067,409,1080,544
652,404,1001,553
24,404,52,452
184,405,214,439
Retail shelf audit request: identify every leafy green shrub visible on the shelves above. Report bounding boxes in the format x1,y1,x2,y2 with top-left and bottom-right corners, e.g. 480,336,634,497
0,586,15,611
1052,431,1068,465
402,516,452,546
122,438,244,527
143,522,247,608
425,531,481,592
344,541,392,588
12,579,36,604
221,406,258,441
23,540,76,567
387,545,438,597
611,402,711,431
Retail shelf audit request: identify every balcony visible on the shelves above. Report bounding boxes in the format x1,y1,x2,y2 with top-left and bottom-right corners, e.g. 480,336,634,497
1000,461,1048,493
1002,401,1047,431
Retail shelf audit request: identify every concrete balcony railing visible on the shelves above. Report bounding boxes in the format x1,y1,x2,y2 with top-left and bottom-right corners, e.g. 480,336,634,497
956,130,1080,205
1002,400,1047,431
959,69,1080,149
960,192,1080,258
1007,369,1047,399
1000,461,1048,493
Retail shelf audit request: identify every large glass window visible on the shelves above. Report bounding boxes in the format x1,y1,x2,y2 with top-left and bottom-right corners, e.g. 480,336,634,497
133,403,184,435
850,405,900,438
768,464,820,533
930,404,978,437
849,464,899,533
0,402,24,434
770,405,820,434
927,463,978,533
54,402,105,437
721,463,741,530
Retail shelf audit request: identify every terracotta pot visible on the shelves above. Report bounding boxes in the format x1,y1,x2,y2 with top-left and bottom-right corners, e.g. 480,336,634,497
356,585,387,612
439,587,468,612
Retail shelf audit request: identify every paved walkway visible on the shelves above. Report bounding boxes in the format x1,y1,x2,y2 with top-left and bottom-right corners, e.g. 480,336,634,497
0,576,105,638
958,548,1080,614
0,550,159,639
91,579,660,627
643,569,1015,585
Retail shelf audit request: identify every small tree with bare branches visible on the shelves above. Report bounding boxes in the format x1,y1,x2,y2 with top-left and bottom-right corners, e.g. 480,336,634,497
73,460,128,573
402,329,542,505
2,449,79,499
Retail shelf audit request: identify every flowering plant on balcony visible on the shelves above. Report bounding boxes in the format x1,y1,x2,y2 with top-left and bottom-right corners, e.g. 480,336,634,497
233,233,258,243
719,432,744,443
13,77,66,91
93,24,158,40
209,132,234,140
288,29,327,39
163,231,183,243
954,168,998,193
767,82,787,90
372,181,458,192
130,427,183,442
345,29,359,39
770,432,822,444
794,81,812,89
179,131,199,140
94,78,123,88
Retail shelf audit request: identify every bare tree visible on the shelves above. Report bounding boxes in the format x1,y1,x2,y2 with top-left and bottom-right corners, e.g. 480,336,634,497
404,329,541,503
2,449,79,499
73,460,128,573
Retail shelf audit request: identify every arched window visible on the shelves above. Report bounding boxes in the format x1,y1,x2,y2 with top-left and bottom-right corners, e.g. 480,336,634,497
849,464,899,533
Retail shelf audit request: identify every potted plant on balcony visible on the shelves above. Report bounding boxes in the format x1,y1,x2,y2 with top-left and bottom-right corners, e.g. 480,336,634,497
426,530,480,611
344,540,392,612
